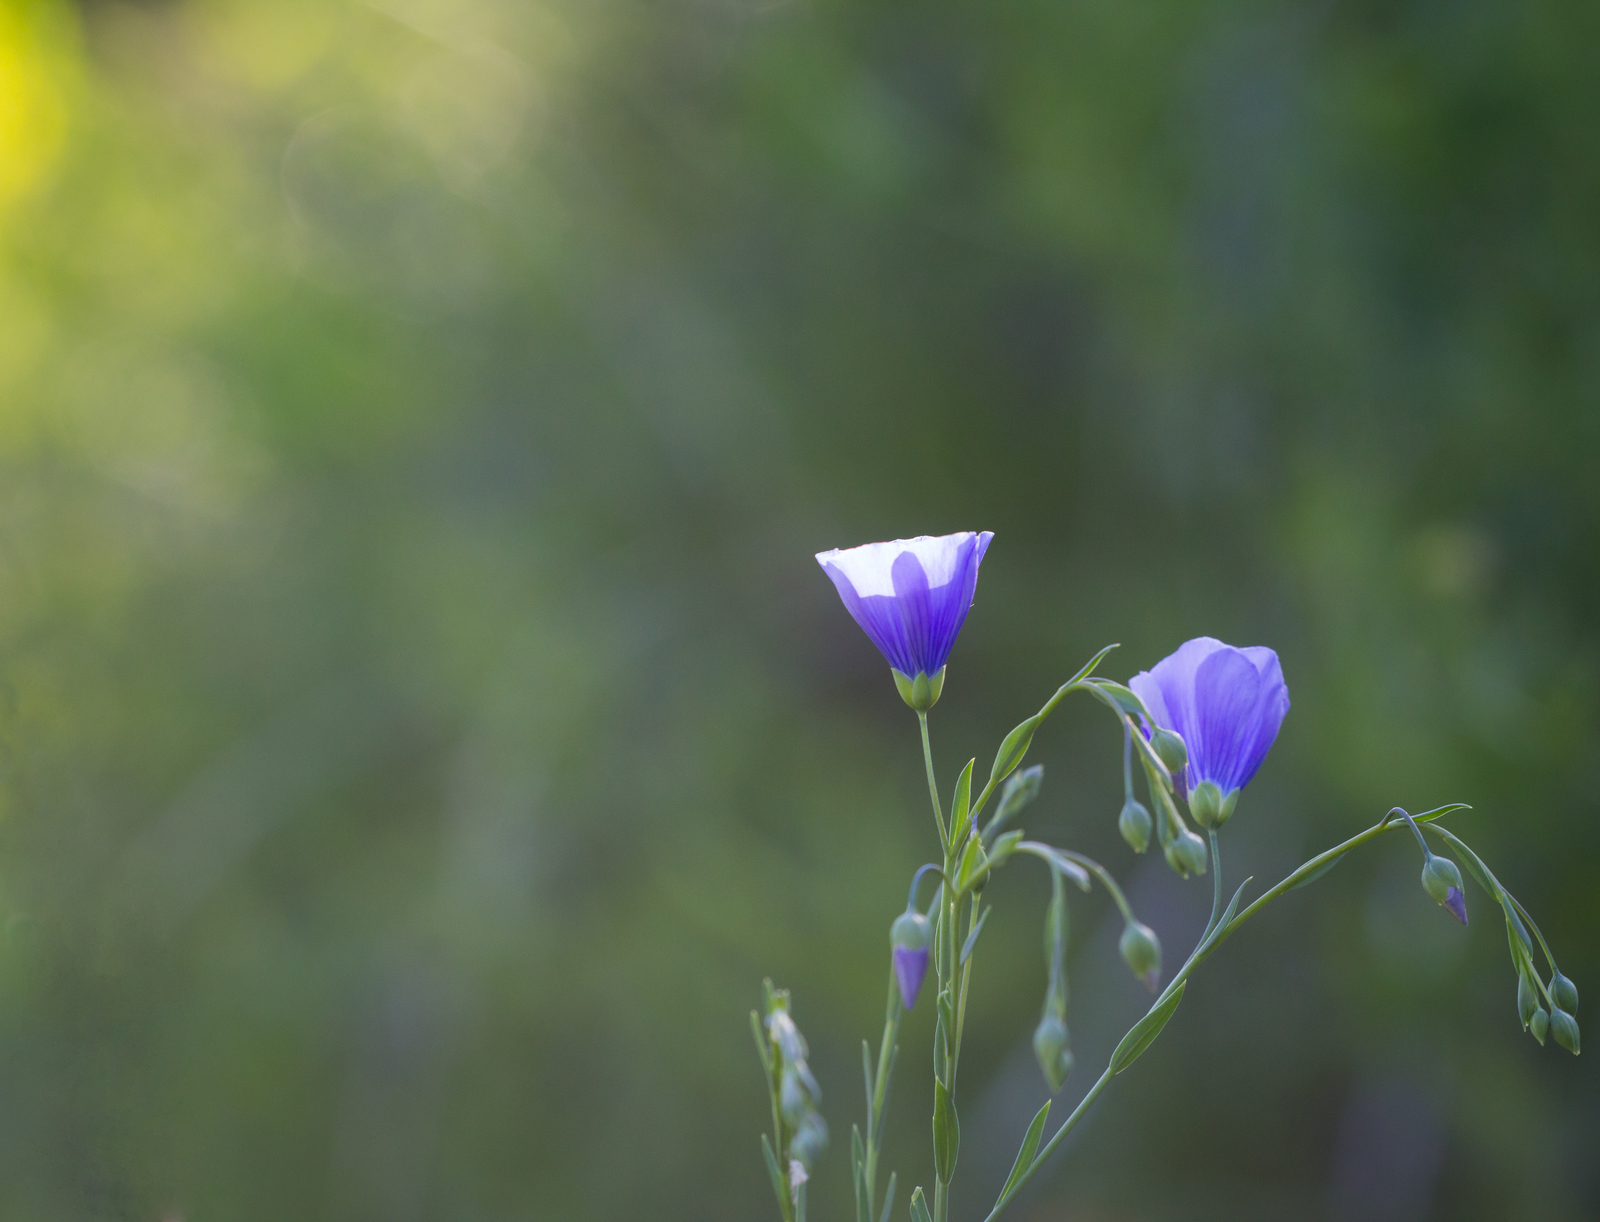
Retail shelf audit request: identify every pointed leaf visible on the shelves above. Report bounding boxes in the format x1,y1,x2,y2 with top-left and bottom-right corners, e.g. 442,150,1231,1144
960,905,992,965
953,831,989,894
949,758,975,845
986,828,1025,867
997,1099,1051,1205
1018,842,1091,890
1287,855,1343,892
862,1040,874,1119
932,1076,960,1183
909,1186,933,1222
1087,679,1147,717
752,1010,773,1074
1064,642,1119,686
1202,878,1253,949
990,715,1042,788
878,1173,897,1222
762,1134,786,1209
1109,981,1187,1074
852,1125,868,1222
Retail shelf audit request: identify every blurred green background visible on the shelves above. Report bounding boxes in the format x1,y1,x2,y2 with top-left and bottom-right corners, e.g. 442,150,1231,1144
0,0,1596,1218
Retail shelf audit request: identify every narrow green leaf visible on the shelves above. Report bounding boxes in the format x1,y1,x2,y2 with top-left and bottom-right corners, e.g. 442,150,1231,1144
1286,855,1343,892
862,1040,874,1120
762,1134,787,1210
989,715,1042,787
751,1010,772,1074
1064,642,1119,686
949,758,975,845
960,905,992,965
1109,981,1187,1074
852,1126,868,1222
909,1186,933,1222
878,1173,897,1222
997,1099,1051,1204
932,1077,960,1183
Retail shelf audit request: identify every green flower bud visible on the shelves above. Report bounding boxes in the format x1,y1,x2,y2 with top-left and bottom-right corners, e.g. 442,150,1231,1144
1530,1006,1549,1045
1119,921,1162,992
1551,1008,1580,1056
1551,971,1579,1015
892,667,946,712
1118,798,1152,853
1163,827,1208,878
1517,973,1540,1030
1421,854,1467,924
1151,728,1188,774
1032,1014,1073,1092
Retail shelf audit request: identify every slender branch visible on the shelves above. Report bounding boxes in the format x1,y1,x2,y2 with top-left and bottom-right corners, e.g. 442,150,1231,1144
919,712,948,849
1058,850,1136,926
982,805,1467,1222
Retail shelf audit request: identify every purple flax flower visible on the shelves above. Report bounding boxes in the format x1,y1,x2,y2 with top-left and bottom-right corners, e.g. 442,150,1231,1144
1129,637,1290,827
816,532,994,710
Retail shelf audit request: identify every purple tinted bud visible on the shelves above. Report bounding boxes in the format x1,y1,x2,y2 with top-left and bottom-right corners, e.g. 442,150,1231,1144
893,946,931,1010
1443,885,1468,925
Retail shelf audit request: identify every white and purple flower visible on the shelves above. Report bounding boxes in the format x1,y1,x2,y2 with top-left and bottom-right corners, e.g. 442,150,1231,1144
1129,636,1290,827
816,531,994,710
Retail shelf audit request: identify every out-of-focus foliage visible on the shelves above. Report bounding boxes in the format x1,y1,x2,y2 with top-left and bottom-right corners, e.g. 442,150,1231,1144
0,0,1596,1218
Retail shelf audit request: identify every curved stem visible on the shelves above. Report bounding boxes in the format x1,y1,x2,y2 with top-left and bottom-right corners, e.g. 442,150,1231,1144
982,805,1466,1222
1202,830,1224,941
1058,849,1136,926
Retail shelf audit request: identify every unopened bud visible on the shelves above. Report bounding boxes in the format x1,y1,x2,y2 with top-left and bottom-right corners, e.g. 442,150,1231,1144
1163,827,1208,878
992,764,1044,834
1551,971,1579,1015
1119,921,1162,992
1118,798,1152,853
890,910,933,1009
1517,973,1540,1030
892,667,946,713
1530,1007,1549,1045
1032,1014,1073,1092
1551,1008,1580,1055
1421,854,1467,924
1151,728,1187,774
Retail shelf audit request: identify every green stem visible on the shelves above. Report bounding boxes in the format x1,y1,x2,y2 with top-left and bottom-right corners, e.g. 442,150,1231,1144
864,967,901,1220
1058,850,1136,926
919,712,948,849
982,805,1465,1222
1203,830,1223,941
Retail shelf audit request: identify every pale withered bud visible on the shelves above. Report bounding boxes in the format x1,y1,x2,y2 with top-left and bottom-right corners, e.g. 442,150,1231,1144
789,1111,828,1171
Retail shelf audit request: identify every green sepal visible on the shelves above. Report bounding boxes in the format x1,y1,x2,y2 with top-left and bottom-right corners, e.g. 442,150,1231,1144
932,1076,960,1183
909,1186,933,1222
960,905,991,965
762,1134,787,1210
948,758,975,847
990,714,1042,789
893,667,946,712
996,1100,1051,1207
1109,981,1187,1074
